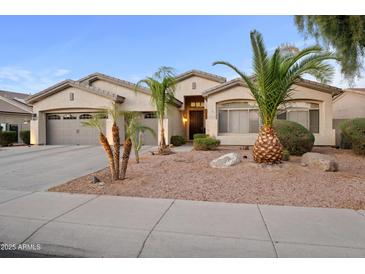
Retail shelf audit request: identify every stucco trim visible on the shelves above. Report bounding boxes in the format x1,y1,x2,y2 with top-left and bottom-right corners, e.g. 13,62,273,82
78,72,183,107
175,69,226,83
26,80,125,104
333,88,365,103
202,77,342,97
202,78,247,97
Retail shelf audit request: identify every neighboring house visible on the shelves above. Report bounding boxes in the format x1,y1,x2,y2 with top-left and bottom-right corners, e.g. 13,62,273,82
333,88,365,146
0,90,32,143
27,70,341,146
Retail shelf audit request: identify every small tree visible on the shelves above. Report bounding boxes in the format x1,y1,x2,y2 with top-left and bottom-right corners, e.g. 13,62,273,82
129,115,156,164
106,102,122,179
81,115,116,180
136,67,176,155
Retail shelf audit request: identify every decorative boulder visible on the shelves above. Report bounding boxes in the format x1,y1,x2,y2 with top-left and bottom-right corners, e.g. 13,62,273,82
301,152,338,172
210,153,242,168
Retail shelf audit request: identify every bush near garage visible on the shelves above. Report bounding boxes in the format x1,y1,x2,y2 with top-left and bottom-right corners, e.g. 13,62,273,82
273,120,315,156
170,135,186,146
193,137,220,150
340,118,365,155
0,131,17,147
20,130,31,145
193,133,208,139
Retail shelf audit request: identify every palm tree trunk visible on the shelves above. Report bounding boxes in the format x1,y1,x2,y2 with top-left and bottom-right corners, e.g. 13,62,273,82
158,119,170,155
99,132,116,181
112,122,120,179
253,126,283,164
134,146,140,163
120,137,132,180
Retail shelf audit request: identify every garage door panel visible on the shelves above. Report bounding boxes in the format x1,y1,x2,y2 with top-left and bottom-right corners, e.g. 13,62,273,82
46,113,105,145
140,115,158,146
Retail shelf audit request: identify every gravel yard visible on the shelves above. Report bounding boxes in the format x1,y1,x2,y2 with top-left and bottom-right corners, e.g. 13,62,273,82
49,147,365,210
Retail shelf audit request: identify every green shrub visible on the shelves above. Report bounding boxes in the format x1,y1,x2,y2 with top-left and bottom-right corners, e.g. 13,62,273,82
273,120,315,156
0,131,17,147
340,118,365,155
20,130,30,145
193,133,208,139
193,137,220,150
170,135,186,146
282,149,290,161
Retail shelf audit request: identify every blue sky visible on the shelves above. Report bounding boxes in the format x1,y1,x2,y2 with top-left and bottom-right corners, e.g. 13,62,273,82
0,16,361,94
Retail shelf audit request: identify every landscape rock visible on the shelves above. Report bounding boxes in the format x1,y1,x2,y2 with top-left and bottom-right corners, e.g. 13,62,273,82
91,176,100,184
210,153,242,168
97,182,105,187
301,152,338,172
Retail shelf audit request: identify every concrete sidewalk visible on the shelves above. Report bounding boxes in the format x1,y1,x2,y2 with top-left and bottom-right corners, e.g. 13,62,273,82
0,190,365,258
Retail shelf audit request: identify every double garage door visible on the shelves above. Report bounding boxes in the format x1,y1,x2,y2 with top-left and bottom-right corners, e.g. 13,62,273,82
46,113,105,145
46,112,158,146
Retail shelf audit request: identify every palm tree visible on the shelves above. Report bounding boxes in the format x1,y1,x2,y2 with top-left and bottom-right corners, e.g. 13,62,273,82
136,67,176,155
81,115,116,180
213,30,336,164
120,111,154,179
106,102,121,179
128,115,156,164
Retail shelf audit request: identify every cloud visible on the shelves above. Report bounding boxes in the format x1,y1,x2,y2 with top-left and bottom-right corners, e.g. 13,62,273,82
0,67,71,94
54,69,70,77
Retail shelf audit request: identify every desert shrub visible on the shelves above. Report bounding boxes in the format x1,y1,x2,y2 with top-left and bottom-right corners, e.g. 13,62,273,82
273,120,315,156
340,118,365,155
282,149,290,161
193,133,208,139
170,135,186,146
340,132,352,149
20,130,30,145
193,137,220,150
0,131,17,147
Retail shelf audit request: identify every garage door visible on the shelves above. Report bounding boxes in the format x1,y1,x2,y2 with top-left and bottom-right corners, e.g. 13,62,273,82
46,113,106,145
140,112,158,146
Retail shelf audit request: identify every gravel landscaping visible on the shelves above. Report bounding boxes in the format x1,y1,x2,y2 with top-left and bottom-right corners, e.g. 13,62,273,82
49,147,365,210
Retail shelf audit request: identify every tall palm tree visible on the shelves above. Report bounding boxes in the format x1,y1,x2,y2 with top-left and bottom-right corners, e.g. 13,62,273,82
136,67,176,155
106,102,122,179
213,30,336,164
81,115,116,180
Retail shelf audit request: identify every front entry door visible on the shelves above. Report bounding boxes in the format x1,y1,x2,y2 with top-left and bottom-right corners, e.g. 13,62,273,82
189,110,204,140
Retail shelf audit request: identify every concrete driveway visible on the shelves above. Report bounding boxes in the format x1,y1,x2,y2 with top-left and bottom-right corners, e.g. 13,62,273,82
0,145,108,191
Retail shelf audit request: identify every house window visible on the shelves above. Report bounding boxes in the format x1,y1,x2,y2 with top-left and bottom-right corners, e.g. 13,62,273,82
47,114,61,120
69,92,74,101
190,101,204,108
277,102,320,133
143,112,157,119
192,82,197,89
63,114,77,120
218,101,259,134
79,114,93,119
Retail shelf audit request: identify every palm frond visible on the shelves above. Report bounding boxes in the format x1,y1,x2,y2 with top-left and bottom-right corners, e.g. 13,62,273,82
213,30,336,127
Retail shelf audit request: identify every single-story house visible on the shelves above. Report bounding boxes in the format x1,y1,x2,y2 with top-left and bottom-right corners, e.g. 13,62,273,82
333,88,365,145
0,90,32,143
27,70,342,146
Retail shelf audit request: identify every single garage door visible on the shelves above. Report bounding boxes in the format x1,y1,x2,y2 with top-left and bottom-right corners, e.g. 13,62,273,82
46,113,106,145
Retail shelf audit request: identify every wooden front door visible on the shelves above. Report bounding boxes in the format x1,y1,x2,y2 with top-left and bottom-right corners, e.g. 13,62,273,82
189,110,204,140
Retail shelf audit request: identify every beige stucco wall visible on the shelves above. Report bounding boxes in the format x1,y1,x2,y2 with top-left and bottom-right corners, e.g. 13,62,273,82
156,106,184,145
90,80,155,112
30,86,115,144
205,84,335,146
333,91,365,119
175,76,221,108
